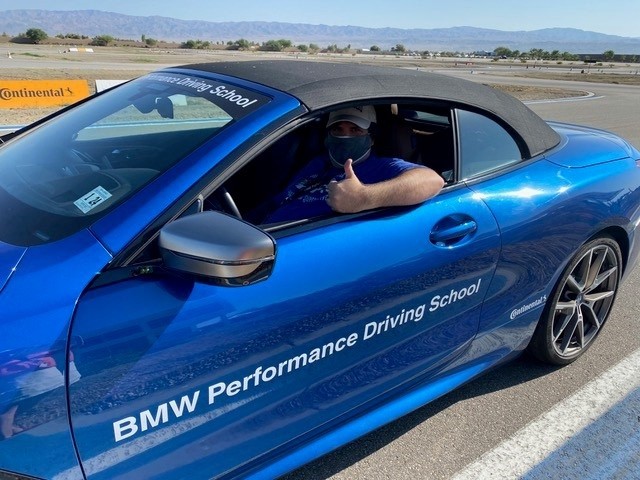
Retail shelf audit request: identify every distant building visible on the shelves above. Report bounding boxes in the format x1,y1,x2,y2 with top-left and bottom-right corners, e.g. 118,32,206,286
578,53,640,62
471,50,494,58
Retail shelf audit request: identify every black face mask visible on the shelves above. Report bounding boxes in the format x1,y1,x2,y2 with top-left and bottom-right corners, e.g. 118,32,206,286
325,134,373,168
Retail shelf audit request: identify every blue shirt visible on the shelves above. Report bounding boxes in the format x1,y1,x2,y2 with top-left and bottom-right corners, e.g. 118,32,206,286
263,153,421,223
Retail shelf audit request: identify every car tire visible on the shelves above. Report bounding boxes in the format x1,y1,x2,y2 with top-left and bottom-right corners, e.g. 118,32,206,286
527,235,622,365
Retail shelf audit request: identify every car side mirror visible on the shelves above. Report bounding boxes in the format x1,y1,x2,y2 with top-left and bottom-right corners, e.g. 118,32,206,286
159,211,275,286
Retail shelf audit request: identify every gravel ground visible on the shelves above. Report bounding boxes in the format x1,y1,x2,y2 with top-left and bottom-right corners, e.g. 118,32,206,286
0,47,595,125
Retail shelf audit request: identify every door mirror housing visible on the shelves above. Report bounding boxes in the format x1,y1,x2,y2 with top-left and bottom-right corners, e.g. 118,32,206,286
159,211,275,286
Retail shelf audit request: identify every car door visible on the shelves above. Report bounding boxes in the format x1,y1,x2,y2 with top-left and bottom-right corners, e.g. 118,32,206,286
67,180,500,479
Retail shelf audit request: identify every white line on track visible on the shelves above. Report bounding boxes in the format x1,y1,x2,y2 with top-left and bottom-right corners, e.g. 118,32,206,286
452,348,640,480
524,91,603,104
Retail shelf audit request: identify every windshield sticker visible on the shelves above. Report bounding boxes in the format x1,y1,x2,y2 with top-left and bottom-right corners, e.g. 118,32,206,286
145,73,269,118
74,186,113,214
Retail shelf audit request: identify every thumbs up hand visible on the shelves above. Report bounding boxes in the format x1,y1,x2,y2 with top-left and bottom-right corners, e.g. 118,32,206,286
327,159,369,213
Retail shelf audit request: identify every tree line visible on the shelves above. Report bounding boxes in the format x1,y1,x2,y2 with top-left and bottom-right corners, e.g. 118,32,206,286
13,28,638,63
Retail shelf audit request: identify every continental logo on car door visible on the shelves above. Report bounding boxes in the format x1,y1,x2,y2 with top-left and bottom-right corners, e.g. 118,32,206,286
0,80,91,108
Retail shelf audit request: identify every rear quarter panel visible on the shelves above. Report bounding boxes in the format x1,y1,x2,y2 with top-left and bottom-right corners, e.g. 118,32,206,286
468,149,640,347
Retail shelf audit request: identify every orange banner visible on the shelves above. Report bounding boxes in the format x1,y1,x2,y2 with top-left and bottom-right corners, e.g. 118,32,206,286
0,80,90,109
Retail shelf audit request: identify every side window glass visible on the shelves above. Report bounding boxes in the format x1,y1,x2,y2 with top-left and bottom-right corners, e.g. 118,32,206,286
205,121,327,225
457,109,522,179
388,106,455,183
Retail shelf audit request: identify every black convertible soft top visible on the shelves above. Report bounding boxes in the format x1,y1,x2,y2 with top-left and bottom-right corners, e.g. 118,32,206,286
179,60,560,158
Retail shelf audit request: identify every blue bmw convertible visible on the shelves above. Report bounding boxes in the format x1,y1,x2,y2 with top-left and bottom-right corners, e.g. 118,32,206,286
1,61,639,479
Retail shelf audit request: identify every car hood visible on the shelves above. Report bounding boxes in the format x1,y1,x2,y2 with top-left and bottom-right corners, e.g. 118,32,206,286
546,122,636,168
0,241,26,292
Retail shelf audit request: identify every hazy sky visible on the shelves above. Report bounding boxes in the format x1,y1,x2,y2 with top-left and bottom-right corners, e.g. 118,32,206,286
8,0,640,38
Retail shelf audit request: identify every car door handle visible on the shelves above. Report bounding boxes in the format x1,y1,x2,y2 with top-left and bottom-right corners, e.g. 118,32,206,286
430,218,477,247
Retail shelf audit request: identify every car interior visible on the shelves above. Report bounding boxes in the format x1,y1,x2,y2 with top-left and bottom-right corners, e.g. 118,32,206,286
113,101,459,267
213,103,456,226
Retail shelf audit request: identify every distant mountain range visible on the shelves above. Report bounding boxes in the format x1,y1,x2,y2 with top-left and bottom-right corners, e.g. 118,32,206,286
1,9,640,54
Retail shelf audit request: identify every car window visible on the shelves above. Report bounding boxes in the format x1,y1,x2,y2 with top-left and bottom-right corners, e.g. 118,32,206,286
389,106,454,182
76,95,232,141
0,73,270,246
457,109,522,179
203,104,456,228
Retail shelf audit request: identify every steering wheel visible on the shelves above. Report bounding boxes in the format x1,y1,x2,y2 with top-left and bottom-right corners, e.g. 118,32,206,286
220,187,242,218
71,148,113,170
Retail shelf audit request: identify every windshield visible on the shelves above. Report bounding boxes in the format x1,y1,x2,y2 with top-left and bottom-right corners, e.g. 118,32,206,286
0,72,270,246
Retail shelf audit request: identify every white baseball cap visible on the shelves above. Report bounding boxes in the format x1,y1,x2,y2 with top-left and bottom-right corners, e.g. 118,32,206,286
327,105,377,130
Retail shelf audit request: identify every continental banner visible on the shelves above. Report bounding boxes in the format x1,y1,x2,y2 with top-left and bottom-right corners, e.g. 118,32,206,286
0,80,91,109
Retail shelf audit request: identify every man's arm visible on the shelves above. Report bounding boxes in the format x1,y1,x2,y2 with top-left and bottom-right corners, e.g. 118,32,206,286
327,158,444,214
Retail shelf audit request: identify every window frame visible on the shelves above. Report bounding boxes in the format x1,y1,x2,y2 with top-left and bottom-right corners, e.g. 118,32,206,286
453,107,526,181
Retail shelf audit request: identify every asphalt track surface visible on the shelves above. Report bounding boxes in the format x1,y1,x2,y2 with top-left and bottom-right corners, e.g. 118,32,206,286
286,67,640,480
2,54,639,479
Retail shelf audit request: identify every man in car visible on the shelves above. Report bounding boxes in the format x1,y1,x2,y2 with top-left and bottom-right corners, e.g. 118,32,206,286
262,105,445,223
